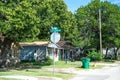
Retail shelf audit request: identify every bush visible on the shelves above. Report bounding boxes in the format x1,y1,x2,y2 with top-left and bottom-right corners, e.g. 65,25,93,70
87,51,103,61
118,55,120,61
20,56,53,66
44,56,53,65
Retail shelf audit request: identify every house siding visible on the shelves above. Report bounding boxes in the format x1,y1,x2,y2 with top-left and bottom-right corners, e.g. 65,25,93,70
20,46,47,61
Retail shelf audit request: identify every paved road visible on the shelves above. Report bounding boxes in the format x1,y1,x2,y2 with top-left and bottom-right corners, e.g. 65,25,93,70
70,61,120,80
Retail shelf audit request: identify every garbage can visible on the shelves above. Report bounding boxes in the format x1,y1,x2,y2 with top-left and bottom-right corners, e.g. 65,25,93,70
80,58,90,69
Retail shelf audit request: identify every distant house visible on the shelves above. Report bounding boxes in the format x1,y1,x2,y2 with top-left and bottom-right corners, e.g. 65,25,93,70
47,43,61,62
47,40,75,61
20,41,76,62
20,42,48,61
57,40,76,61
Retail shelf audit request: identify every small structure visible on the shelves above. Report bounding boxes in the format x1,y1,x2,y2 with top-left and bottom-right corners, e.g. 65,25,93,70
20,42,48,61
57,40,75,61
47,43,61,62
20,41,75,62
47,40,75,62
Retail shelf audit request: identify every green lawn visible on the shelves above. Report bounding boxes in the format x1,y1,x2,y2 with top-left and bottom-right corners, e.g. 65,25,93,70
42,61,104,70
0,61,105,80
0,78,18,80
0,69,74,80
0,61,80,80
43,61,82,68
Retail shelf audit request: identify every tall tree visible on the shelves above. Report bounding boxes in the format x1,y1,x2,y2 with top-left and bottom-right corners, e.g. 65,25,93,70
37,0,78,42
0,0,78,67
75,0,120,52
0,0,40,67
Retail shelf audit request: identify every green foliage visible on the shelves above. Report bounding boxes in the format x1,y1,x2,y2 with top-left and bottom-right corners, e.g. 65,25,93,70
0,0,79,67
0,0,78,44
1,0,120,61
75,0,101,48
75,0,120,49
87,51,103,61
20,56,53,66
44,56,53,65
36,0,78,42
0,0,40,41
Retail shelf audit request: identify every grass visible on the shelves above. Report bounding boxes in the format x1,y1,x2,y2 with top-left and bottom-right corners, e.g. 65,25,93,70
40,61,105,72
0,61,81,80
117,55,120,61
0,69,73,80
0,61,107,80
42,61,82,68
0,78,19,80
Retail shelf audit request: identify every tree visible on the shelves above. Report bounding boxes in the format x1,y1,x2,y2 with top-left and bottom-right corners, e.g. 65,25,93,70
37,0,78,42
0,0,40,67
101,1,120,59
75,0,120,54
58,11,78,46
0,0,78,67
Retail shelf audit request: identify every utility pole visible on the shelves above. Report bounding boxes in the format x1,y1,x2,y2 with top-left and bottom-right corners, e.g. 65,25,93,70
99,9,103,55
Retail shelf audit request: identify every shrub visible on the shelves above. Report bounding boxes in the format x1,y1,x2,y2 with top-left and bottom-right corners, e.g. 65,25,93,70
118,55,120,61
87,51,103,61
44,56,53,65
20,56,53,66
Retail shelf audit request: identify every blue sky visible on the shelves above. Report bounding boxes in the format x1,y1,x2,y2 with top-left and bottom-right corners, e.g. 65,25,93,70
64,0,120,13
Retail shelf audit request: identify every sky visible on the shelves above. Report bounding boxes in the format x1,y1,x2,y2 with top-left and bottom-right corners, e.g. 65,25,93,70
64,0,120,13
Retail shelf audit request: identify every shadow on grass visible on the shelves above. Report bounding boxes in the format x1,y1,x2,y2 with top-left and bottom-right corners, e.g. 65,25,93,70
0,61,53,72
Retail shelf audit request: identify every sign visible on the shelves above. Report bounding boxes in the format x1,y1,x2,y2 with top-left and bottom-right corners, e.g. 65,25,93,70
49,26,61,75
50,27,61,33
50,32,60,44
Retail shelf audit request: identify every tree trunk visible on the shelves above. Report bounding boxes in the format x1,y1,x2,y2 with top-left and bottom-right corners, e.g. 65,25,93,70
114,47,119,60
0,37,20,68
104,47,108,58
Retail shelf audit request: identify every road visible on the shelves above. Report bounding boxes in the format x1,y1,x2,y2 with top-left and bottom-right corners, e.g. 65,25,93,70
70,61,120,80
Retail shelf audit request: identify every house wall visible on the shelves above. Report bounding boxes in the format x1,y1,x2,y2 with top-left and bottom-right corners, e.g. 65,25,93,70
20,46,46,61
47,48,59,62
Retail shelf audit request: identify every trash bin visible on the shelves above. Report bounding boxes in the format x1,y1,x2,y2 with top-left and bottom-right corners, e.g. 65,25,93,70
80,58,90,69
